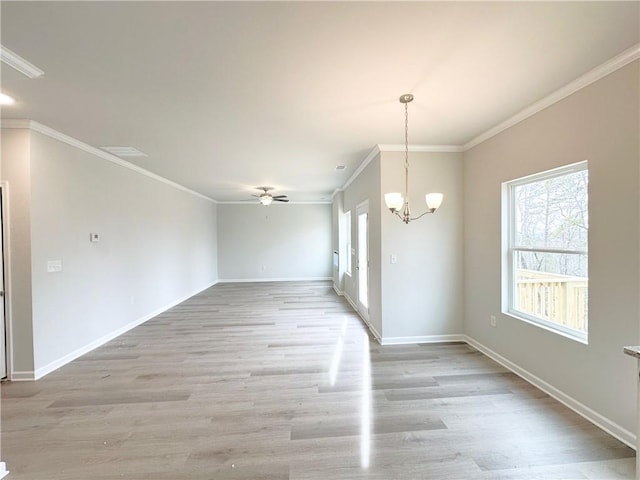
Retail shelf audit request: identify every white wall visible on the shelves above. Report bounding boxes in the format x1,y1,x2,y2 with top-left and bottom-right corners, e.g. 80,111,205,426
464,61,639,440
380,150,464,341
1,126,219,378
217,203,332,281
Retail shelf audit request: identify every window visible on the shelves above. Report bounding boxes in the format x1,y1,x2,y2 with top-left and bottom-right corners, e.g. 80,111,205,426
344,211,352,275
503,161,588,342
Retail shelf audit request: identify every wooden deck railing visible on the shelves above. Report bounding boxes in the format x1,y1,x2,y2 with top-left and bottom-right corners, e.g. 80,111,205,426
516,269,588,332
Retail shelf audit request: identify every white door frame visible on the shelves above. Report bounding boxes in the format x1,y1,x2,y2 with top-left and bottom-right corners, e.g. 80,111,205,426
0,183,12,380
356,200,369,321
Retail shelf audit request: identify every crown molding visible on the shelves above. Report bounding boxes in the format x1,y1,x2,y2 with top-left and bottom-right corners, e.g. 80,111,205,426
1,119,216,204
343,44,640,194
464,42,640,151
341,143,461,192
342,145,381,191
0,45,44,79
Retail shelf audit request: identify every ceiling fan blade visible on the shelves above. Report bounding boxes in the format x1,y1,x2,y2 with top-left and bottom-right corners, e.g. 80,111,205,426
272,195,287,199
273,198,289,202
251,194,260,197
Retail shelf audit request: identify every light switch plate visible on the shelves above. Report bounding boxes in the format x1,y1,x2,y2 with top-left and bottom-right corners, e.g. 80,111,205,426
47,260,62,273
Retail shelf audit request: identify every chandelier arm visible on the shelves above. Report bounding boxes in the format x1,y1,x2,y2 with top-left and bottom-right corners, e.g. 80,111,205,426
409,210,436,222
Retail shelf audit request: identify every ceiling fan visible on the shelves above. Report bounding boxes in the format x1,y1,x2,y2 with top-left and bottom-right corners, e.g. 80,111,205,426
252,187,289,205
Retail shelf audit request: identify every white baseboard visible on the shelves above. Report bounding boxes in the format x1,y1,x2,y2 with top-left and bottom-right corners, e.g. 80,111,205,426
380,334,466,345
10,370,35,381
332,284,343,296
218,277,332,283
463,334,636,450
365,320,382,344
0,461,8,479
316,310,635,450
342,293,383,343
31,281,218,380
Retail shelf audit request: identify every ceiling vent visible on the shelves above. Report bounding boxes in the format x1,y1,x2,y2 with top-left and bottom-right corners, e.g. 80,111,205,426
100,146,148,158
335,165,346,171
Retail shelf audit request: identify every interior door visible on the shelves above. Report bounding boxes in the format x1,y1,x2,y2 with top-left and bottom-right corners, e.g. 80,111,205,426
356,202,369,320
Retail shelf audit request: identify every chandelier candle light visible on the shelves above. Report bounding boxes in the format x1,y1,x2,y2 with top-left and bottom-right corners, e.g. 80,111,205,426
384,94,443,224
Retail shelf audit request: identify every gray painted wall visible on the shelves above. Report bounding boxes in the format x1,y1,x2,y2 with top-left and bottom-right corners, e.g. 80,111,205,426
1,128,219,377
339,150,463,341
217,203,332,281
1,129,34,374
380,150,464,340
464,61,639,435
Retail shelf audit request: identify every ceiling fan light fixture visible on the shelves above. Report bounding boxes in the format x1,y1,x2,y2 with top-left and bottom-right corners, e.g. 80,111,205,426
259,195,273,206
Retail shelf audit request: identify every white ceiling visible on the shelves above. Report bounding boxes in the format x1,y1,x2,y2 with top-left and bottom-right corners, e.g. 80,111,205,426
1,2,638,202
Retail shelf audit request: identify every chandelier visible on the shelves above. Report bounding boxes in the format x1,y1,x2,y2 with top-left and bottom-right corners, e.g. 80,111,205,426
384,94,443,224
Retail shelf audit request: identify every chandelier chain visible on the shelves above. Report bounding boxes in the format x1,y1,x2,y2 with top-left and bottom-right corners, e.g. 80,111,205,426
404,101,409,169
404,98,410,203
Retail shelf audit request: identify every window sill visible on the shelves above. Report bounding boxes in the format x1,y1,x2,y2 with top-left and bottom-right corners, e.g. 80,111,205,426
504,310,588,345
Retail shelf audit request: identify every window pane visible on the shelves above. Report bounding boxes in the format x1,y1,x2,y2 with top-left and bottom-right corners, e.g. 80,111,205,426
514,170,588,250
514,250,588,333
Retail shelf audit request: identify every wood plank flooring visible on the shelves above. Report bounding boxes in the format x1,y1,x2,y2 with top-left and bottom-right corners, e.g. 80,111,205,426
1,281,635,479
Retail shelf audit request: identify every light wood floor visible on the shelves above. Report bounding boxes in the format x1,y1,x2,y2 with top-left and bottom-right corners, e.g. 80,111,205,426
1,281,635,479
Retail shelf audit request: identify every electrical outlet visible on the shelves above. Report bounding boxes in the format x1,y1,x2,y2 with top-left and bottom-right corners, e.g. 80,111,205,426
390,254,397,264
490,315,497,328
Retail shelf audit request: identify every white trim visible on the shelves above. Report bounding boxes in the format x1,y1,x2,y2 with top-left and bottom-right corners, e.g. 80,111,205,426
463,335,636,450
343,47,639,196
380,334,466,346
0,44,44,79
377,144,464,153
331,188,342,200
343,291,358,312
0,183,13,381
1,120,216,204
33,281,217,380
332,284,343,296
342,146,380,190
355,200,370,322
10,371,35,381
464,43,640,151
343,291,383,344
503,161,589,343
0,461,9,478
218,277,332,283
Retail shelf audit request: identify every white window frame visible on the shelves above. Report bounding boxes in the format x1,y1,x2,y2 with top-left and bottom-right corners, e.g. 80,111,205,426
344,210,352,276
502,161,588,343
